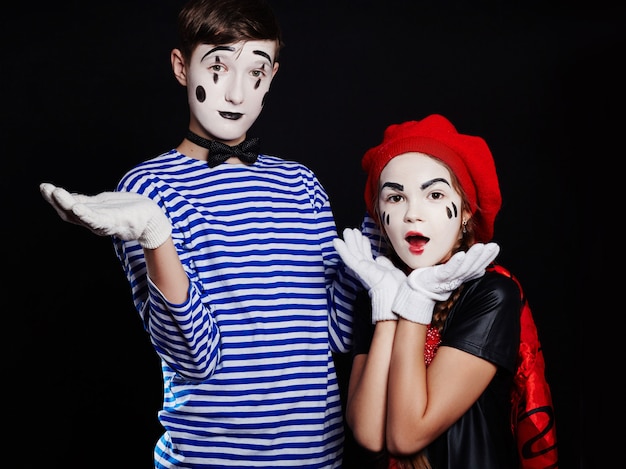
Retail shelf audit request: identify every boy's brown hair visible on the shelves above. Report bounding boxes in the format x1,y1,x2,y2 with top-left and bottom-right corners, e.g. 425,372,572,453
177,0,284,61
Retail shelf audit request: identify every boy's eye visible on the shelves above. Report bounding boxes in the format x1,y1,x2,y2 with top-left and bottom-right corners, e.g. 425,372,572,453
210,64,225,72
251,70,262,78
430,191,444,200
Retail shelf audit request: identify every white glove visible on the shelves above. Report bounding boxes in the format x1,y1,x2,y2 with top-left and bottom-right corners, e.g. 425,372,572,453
333,228,406,323
40,182,172,249
392,242,500,324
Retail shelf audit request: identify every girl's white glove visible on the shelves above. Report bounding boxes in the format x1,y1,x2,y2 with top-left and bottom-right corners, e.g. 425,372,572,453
333,228,406,323
40,182,172,249
392,243,500,324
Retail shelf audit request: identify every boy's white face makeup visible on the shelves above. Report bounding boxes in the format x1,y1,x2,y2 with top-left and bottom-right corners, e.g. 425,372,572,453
378,152,467,270
186,40,278,143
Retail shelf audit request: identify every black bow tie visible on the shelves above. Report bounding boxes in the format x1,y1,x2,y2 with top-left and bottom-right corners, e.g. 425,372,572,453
186,130,260,168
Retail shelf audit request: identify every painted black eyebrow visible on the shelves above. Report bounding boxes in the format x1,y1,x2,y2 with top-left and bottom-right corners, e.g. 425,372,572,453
201,46,235,61
201,46,273,64
420,177,451,190
381,182,404,191
253,50,272,63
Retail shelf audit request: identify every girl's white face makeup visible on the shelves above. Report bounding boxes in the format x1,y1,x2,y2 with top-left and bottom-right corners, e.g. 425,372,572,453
186,40,279,143
378,152,468,270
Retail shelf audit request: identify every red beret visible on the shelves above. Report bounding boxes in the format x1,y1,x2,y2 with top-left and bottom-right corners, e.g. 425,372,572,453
362,114,501,243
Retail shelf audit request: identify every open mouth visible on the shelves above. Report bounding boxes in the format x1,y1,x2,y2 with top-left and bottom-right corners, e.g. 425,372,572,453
219,111,243,120
406,234,429,248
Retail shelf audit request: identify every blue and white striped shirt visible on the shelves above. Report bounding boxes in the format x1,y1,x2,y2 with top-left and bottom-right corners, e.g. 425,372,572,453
113,150,372,468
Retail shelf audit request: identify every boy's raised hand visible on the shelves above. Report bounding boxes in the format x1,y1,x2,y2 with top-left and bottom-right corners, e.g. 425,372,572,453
333,228,406,323
39,182,172,249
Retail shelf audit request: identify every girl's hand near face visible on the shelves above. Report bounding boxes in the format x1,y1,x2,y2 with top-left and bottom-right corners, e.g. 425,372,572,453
334,228,406,322
392,242,500,325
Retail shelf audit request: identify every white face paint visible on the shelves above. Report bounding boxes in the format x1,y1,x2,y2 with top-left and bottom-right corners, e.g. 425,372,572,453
186,40,278,143
378,152,468,270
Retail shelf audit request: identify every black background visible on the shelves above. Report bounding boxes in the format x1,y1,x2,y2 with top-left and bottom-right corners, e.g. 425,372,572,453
5,1,623,467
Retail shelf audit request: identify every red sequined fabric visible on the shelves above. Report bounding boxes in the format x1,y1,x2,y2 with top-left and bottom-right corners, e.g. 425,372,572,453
424,324,441,366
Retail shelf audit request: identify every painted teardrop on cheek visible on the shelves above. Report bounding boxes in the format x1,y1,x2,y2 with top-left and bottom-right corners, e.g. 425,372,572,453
195,86,206,103
446,201,459,219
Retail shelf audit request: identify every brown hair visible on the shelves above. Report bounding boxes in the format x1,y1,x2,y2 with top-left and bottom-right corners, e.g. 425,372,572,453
177,0,284,61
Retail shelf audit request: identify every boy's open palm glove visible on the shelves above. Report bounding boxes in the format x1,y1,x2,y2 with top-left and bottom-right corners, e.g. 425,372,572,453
40,182,172,249
393,242,500,325
333,228,406,323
